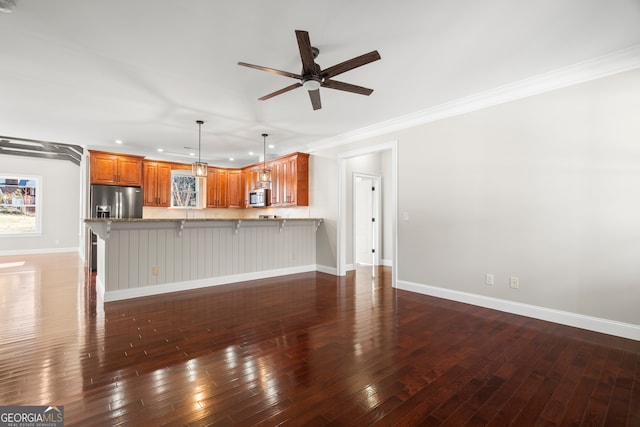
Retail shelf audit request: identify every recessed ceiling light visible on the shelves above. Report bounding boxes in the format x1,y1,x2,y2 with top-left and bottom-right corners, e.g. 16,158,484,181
189,152,195,156
268,144,275,149
229,157,234,161
157,148,164,152
248,151,254,156
115,139,123,144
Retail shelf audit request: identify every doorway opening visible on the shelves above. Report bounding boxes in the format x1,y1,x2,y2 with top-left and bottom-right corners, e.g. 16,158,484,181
337,140,398,287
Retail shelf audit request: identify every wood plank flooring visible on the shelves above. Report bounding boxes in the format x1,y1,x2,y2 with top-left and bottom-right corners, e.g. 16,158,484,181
0,253,638,426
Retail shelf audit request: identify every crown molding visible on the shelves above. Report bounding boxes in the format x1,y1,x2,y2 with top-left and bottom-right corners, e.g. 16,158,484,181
307,44,640,153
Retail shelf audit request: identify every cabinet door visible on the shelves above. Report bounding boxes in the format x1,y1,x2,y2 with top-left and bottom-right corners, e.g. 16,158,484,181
90,153,119,185
281,153,309,206
207,168,228,208
216,169,228,208
143,162,159,206
227,170,243,208
241,169,253,208
284,156,296,205
269,161,281,205
117,157,143,186
156,163,172,207
143,162,171,207
206,168,217,208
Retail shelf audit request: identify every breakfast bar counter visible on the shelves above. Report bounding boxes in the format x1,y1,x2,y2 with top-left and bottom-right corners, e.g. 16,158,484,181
85,218,322,302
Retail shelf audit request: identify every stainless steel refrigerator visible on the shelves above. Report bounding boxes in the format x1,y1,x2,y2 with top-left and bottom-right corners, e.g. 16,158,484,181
90,184,143,219
90,185,143,270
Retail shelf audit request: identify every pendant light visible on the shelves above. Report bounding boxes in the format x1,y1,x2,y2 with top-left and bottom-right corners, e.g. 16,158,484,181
257,133,271,188
192,120,208,177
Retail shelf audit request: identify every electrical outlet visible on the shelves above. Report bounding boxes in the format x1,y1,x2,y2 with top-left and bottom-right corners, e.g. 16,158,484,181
485,273,494,285
152,266,160,276
510,276,519,289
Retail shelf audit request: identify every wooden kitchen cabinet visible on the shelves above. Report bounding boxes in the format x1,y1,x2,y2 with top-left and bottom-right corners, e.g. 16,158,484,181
268,153,309,207
238,152,310,208
143,161,171,207
227,170,243,208
206,167,228,208
241,167,258,207
284,153,309,206
269,160,282,206
90,150,144,186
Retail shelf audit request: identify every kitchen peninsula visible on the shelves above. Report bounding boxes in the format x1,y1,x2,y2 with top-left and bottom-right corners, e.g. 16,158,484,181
87,217,322,302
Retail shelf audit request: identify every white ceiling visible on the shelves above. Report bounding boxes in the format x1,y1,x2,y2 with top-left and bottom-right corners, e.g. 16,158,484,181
1,0,640,167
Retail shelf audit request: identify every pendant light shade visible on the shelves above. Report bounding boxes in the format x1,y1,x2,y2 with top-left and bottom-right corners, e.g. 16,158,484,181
192,120,208,177
257,133,271,188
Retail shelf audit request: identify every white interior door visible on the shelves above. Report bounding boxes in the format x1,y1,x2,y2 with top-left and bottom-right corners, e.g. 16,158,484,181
354,173,381,267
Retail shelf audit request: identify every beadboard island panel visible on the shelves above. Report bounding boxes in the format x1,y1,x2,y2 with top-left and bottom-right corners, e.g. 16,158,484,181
87,218,322,301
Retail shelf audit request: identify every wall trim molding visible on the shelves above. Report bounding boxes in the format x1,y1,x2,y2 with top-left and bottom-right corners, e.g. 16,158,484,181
0,247,79,257
307,44,640,153
315,264,338,276
104,264,318,302
397,280,640,341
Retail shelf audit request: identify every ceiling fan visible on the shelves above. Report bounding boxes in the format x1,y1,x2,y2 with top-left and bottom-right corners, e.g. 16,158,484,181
238,30,381,110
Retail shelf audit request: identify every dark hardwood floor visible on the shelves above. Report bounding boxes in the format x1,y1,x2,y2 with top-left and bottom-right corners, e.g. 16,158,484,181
0,253,638,426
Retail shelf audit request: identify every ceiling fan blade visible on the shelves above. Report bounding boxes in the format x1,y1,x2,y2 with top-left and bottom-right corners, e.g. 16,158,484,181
295,30,317,76
321,50,381,79
308,89,322,110
238,62,302,80
322,79,374,96
258,83,302,101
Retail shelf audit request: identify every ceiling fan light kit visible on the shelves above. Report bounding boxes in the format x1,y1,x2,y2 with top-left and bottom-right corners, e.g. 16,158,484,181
302,78,321,91
239,30,380,110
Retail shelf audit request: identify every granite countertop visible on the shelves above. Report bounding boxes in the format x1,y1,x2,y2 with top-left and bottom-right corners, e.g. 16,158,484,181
84,217,321,222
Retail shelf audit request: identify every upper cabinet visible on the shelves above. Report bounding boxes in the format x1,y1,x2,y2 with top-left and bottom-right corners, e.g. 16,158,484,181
143,161,172,207
227,170,244,208
90,150,144,186
206,167,228,208
269,153,309,207
88,150,309,209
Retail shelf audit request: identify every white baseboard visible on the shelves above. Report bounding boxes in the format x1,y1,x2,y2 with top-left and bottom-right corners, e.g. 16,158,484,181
104,264,318,302
315,264,338,276
0,247,80,257
380,259,393,267
397,280,640,341
95,274,105,300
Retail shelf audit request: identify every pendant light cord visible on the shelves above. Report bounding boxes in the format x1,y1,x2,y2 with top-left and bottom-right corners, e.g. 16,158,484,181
262,133,268,172
197,120,204,163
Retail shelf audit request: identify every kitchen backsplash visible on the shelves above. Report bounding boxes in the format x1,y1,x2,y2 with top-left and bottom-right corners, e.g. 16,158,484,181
143,206,311,220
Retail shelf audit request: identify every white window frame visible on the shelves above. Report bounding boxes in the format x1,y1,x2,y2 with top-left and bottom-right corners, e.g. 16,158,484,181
170,170,203,209
0,174,42,236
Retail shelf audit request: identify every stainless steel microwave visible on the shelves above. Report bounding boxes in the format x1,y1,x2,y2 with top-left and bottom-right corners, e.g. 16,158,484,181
248,188,270,207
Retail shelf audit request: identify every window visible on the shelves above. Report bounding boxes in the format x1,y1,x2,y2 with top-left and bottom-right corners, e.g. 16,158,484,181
171,170,203,208
0,175,41,234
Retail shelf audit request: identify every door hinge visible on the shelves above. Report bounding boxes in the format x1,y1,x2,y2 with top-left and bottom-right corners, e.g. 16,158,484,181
371,249,375,253
371,217,375,222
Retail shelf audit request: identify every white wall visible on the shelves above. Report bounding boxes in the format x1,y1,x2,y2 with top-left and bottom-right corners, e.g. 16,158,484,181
311,68,640,330
309,151,339,270
0,155,83,255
